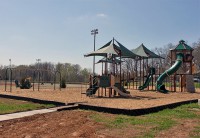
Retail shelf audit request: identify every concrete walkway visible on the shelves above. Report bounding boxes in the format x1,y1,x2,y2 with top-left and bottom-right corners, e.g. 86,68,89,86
0,105,78,122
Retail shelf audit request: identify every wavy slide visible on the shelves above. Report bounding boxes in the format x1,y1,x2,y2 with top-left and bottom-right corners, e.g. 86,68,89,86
156,53,184,93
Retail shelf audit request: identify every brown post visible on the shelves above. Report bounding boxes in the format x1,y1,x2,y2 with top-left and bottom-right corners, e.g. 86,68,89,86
174,73,176,92
180,75,183,92
129,72,131,89
143,57,145,85
140,57,141,86
190,51,192,74
135,59,137,89
102,62,103,75
147,58,149,90
151,58,153,90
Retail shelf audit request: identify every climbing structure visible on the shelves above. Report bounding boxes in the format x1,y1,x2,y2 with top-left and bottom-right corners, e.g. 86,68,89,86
156,40,195,93
85,38,137,97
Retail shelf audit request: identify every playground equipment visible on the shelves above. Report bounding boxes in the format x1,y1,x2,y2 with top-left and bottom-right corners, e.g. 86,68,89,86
156,40,195,93
132,44,163,90
4,67,62,92
86,76,99,96
138,67,155,90
156,53,183,93
85,39,195,94
85,38,136,97
15,77,32,89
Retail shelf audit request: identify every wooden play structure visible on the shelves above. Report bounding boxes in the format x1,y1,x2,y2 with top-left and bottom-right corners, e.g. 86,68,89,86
84,38,164,97
85,38,137,97
156,40,195,93
85,39,196,95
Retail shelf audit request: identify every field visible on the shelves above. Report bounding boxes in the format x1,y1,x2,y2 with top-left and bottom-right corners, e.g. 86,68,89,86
0,98,54,114
0,104,199,138
0,83,200,138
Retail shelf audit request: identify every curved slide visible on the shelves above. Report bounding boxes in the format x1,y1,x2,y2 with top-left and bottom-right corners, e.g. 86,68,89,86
156,53,184,93
138,74,153,90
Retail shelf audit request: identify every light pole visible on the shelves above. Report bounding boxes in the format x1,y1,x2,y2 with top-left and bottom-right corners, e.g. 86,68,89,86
36,59,41,70
9,59,11,82
36,59,41,90
91,29,98,77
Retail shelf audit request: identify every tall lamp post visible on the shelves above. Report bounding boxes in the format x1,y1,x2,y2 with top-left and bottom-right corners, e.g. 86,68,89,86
36,59,41,70
9,59,11,82
91,29,98,78
36,59,41,91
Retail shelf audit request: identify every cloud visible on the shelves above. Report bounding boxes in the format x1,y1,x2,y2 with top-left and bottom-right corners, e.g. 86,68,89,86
77,14,90,20
96,13,108,18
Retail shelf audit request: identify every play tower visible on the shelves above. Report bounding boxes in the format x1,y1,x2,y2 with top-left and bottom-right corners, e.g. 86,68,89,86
84,38,137,97
156,40,195,93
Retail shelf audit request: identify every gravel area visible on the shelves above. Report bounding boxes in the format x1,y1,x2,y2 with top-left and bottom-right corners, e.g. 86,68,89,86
0,87,199,109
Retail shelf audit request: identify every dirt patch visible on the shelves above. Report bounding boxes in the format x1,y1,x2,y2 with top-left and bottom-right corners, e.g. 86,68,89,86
155,119,200,138
0,97,29,104
0,109,200,138
0,110,110,138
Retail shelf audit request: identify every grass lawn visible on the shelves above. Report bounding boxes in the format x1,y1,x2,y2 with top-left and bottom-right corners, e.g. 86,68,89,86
0,98,55,114
89,103,200,138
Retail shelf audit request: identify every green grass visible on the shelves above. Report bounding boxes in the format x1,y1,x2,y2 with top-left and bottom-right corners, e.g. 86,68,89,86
194,82,200,88
0,98,55,114
90,103,200,138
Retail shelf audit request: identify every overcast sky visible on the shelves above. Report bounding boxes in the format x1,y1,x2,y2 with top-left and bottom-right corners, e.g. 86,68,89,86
0,0,199,73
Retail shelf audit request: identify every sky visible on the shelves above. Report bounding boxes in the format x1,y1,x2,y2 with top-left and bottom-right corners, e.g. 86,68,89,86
0,0,199,73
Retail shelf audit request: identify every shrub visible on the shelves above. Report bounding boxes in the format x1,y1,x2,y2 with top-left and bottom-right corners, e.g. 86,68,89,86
60,78,66,88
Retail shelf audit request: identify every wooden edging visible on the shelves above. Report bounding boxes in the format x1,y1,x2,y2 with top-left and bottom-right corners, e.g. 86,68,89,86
0,94,66,106
0,94,198,116
78,99,198,116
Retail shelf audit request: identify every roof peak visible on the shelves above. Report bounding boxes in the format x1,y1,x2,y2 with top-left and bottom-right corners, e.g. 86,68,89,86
173,40,193,51
179,40,185,44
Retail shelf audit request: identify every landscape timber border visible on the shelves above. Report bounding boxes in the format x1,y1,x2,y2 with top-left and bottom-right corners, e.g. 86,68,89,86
0,94,198,116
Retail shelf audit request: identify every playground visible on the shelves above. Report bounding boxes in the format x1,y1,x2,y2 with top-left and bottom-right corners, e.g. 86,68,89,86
0,88,199,109
0,39,200,137
0,39,200,110
0,83,200,138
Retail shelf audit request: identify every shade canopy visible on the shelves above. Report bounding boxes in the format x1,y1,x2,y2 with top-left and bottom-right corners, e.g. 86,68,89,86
115,40,138,59
84,41,119,57
85,39,138,59
132,43,164,59
96,57,123,64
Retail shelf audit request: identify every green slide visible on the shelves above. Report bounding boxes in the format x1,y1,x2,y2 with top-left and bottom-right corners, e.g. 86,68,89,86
138,67,155,90
138,74,153,90
156,53,184,93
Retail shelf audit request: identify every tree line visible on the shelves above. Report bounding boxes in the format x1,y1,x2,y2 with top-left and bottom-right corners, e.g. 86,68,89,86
0,62,91,83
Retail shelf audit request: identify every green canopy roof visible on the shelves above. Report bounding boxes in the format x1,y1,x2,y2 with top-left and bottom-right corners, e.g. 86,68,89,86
96,57,123,64
85,39,138,59
132,43,164,59
115,40,138,59
98,40,112,50
172,40,193,51
84,41,119,57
